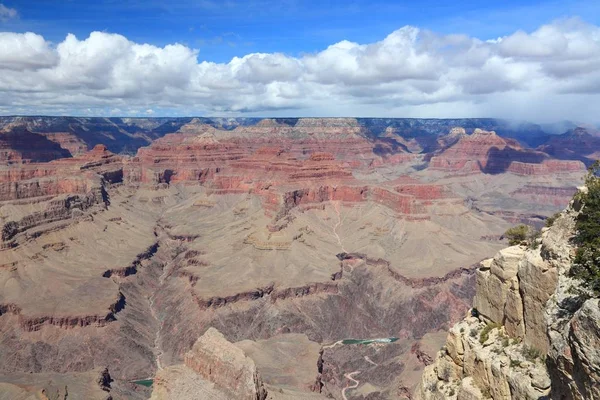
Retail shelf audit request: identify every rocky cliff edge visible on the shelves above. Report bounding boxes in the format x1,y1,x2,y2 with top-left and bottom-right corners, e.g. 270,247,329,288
417,188,600,399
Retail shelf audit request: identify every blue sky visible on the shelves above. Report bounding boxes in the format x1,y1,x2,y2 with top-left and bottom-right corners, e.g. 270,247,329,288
1,0,600,120
4,0,600,63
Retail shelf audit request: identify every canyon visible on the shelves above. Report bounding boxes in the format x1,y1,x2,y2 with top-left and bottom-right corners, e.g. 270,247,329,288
0,117,594,399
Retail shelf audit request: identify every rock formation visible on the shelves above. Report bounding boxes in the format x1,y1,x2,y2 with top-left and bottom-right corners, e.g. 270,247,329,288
429,129,586,175
416,189,600,399
538,127,600,166
151,328,327,400
151,328,268,400
0,118,594,399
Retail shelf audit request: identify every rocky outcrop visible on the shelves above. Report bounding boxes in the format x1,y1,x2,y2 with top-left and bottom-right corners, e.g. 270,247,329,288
547,297,600,400
0,127,72,163
0,118,590,399
0,116,196,154
191,285,276,310
190,281,340,310
184,328,267,399
0,144,122,202
510,185,578,207
0,190,106,245
538,127,600,166
151,328,268,400
0,291,125,332
101,242,159,278
430,128,586,175
417,190,600,399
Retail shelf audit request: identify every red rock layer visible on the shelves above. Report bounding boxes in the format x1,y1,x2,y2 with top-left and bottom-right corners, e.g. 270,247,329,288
126,123,446,221
0,128,73,164
506,160,585,175
0,145,123,201
510,185,578,207
128,119,381,185
429,129,585,175
40,132,88,156
537,127,600,165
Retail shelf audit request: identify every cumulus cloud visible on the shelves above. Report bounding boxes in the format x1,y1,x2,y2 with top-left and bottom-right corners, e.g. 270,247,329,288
0,32,56,70
1,18,600,121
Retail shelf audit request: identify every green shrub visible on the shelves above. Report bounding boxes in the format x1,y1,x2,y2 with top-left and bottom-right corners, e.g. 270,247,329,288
510,359,521,368
521,345,543,362
504,224,529,245
570,161,600,297
504,224,540,247
528,229,542,249
470,328,478,338
479,322,501,344
545,212,561,227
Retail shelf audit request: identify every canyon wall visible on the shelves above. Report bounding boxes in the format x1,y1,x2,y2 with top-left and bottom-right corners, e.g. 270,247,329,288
0,119,595,399
417,191,600,399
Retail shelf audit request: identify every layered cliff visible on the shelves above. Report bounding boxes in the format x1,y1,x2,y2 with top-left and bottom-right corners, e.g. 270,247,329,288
429,129,586,175
417,189,600,399
538,127,600,166
150,328,325,400
0,119,592,399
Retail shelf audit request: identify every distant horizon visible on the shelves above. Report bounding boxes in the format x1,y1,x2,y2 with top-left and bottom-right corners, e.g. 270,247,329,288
0,114,598,123
1,115,599,132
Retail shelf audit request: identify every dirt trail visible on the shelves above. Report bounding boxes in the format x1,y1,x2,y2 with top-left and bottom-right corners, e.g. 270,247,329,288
322,340,343,350
342,371,360,400
364,356,377,366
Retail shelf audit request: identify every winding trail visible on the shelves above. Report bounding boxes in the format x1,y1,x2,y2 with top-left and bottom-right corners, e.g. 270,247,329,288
341,371,360,400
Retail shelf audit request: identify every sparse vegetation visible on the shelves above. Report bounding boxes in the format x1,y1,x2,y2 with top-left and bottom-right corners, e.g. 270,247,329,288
504,224,540,247
440,366,452,382
510,359,521,368
528,229,542,249
545,211,561,227
569,161,600,297
570,161,600,297
1,221,18,241
470,328,478,338
448,387,456,396
521,345,543,362
479,322,501,344
504,224,528,245
481,387,492,398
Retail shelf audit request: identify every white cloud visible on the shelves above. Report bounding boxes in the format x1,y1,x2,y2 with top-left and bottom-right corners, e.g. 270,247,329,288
0,32,57,70
0,3,17,21
0,18,600,121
